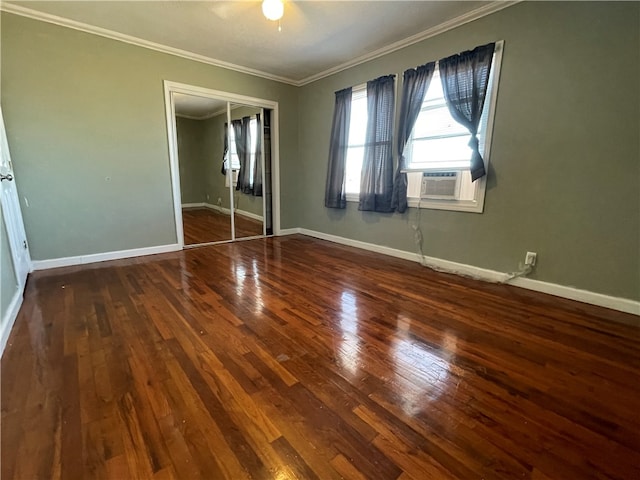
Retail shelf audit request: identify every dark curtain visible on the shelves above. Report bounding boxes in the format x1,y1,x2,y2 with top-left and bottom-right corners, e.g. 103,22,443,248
221,122,229,175
263,110,273,235
253,113,263,197
235,116,252,193
391,62,436,213
359,74,395,212
231,118,242,175
324,87,352,209
439,42,495,181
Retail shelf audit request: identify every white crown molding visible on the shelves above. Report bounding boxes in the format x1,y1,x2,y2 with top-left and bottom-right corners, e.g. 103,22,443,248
297,1,521,86
1,1,521,88
175,113,215,121
281,228,640,320
0,2,299,86
176,104,243,122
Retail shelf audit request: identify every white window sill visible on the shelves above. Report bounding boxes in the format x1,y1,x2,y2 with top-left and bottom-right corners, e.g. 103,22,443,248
345,193,483,213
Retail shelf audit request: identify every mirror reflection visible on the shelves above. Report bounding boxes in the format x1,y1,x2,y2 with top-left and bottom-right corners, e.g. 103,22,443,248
227,103,264,240
173,93,272,247
174,93,232,245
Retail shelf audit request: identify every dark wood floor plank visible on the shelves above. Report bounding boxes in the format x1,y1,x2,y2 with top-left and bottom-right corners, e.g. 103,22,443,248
182,208,263,245
2,235,639,479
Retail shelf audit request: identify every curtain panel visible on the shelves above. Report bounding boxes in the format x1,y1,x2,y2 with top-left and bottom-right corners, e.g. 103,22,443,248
359,74,396,212
391,62,436,213
231,118,243,185
263,110,273,234
236,116,253,194
324,87,352,209
439,42,495,181
221,122,229,175
253,113,263,197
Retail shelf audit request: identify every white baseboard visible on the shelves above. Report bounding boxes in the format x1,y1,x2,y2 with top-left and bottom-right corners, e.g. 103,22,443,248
202,203,263,222
0,287,23,358
234,209,263,222
508,277,640,318
24,228,640,317
31,244,182,270
278,228,302,236
203,203,231,215
294,228,640,317
181,202,205,208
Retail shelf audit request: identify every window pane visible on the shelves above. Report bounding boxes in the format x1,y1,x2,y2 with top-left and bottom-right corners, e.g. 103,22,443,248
228,127,240,170
423,69,443,102
249,118,258,185
345,86,367,195
412,106,468,139
409,136,472,169
348,95,367,146
405,62,493,172
345,146,364,194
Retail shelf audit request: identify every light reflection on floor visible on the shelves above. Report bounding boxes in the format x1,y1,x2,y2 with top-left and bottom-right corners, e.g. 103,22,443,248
390,314,458,416
336,290,361,378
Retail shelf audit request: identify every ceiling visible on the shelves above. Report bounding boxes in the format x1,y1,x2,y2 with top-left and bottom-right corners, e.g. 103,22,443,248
173,93,227,119
3,1,516,85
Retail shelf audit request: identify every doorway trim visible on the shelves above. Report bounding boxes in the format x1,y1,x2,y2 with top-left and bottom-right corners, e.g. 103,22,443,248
163,80,282,248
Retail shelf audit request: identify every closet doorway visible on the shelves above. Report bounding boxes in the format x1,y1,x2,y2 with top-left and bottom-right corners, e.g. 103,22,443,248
163,81,280,248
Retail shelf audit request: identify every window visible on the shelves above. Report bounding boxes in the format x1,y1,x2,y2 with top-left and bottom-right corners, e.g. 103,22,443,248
225,126,241,171
225,117,258,186
404,67,484,172
345,86,367,196
248,117,258,186
404,44,502,212
343,42,502,212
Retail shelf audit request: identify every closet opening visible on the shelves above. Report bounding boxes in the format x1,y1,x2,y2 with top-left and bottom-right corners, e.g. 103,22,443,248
163,81,280,248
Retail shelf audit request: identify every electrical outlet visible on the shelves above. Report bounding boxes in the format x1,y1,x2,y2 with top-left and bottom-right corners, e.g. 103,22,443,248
525,251,537,266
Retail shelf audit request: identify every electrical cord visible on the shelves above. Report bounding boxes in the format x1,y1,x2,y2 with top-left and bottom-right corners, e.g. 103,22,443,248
412,198,428,266
500,263,533,283
411,196,534,283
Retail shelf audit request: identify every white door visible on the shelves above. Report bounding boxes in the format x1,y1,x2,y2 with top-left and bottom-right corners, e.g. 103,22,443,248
0,107,31,290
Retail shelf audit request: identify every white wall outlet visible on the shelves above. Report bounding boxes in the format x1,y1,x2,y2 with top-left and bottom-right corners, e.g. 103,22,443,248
525,251,537,266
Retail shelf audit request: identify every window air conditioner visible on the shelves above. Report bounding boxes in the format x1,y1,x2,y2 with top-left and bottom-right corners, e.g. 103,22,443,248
420,172,460,200
225,169,239,188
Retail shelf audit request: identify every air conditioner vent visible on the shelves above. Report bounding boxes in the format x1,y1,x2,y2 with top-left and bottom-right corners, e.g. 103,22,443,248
225,169,239,188
420,172,460,200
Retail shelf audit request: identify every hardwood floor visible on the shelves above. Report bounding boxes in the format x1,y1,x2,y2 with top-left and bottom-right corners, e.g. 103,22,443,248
182,208,263,245
2,235,639,479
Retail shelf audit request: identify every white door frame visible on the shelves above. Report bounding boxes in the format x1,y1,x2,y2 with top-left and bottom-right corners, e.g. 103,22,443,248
163,81,281,248
1,106,32,357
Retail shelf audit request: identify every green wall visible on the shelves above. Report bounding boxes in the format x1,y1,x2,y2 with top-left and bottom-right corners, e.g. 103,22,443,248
293,1,639,301
177,107,264,218
1,209,18,330
176,116,207,205
1,2,638,302
0,12,298,261
202,111,227,208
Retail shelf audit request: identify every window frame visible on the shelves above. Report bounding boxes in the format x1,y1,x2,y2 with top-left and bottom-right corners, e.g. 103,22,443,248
342,40,503,213
405,40,504,213
225,116,259,188
226,126,241,171
344,84,367,202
